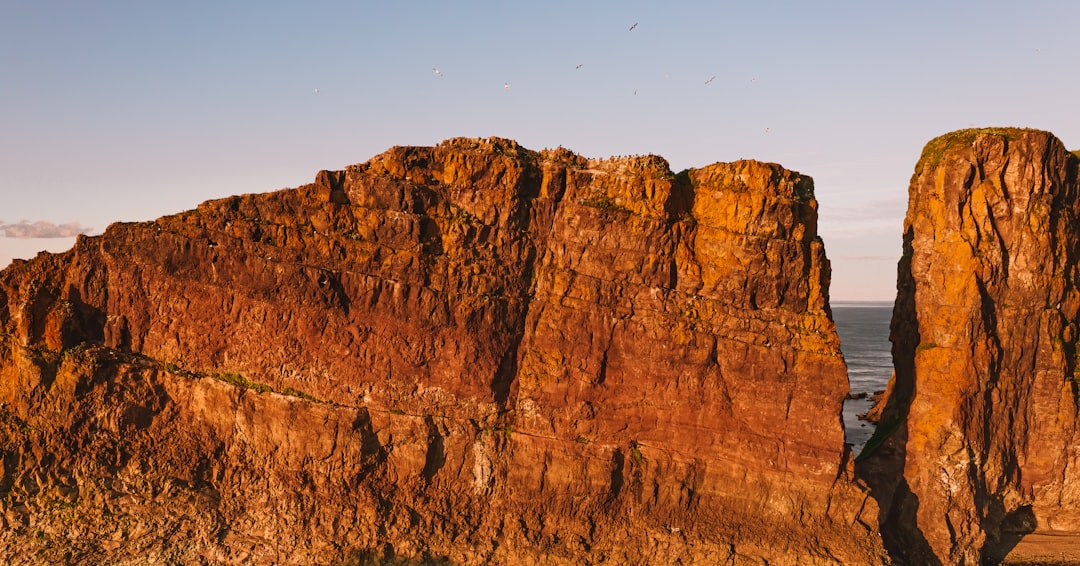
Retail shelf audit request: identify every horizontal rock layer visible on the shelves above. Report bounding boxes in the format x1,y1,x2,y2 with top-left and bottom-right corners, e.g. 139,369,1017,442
0,138,884,564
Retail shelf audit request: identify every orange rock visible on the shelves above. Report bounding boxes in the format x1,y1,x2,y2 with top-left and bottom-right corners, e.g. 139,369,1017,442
858,128,1080,564
0,138,885,563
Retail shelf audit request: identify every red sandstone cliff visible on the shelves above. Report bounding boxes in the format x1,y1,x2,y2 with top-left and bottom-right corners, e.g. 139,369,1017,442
0,138,885,564
858,128,1080,564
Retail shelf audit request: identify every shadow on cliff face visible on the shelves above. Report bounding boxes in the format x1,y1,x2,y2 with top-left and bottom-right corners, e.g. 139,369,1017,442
857,227,942,564
885,479,943,565
858,409,941,564
982,504,1036,564
665,169,696,223
492,340,518,410
857,199,1038,565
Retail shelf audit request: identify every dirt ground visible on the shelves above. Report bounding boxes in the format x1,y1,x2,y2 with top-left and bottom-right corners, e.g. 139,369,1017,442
1003,532,1080,565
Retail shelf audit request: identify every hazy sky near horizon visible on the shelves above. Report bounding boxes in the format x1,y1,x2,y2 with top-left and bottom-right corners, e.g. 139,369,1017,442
3,1,1078,300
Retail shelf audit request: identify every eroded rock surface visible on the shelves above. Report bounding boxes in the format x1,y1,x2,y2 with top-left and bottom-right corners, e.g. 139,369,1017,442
0,138,884,564
858,128,1080,564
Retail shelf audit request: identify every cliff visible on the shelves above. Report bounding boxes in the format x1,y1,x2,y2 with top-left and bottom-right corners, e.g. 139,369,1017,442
858,128,1080,564
0,138,885,564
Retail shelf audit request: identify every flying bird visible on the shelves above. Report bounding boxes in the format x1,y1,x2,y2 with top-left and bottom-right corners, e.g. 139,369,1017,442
704,76,716,85
576,63,584,70
314,88,319,94
433,67,443,77
629,22,638,31
504,82,510,91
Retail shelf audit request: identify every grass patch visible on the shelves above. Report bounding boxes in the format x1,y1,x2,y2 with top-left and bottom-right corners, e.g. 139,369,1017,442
856,415,904,462
1072,337,1080,383
919,127,1030,173
481,425,514,439
447,204,479,224
161,362,199,378
215,372,272,394
281,387,321,403
160,361,293,397
855,375,912,463
629,441,644,463
915,342,938,353
579,195,630,214
576,436,591,445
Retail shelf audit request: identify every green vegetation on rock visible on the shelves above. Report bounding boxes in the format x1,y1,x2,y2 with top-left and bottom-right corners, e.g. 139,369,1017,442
919,127,1035,174
160,361,323,401
579,195,630,214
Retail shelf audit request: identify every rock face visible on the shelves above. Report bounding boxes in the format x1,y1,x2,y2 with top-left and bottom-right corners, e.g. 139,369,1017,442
0,138,884,564
858,128,1080,564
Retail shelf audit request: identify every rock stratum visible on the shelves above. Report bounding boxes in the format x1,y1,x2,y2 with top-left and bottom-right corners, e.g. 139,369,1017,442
859,128,1080,564
0,139,886,564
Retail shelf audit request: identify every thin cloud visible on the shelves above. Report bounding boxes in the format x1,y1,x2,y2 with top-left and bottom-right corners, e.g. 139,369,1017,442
821,194,907,222
836,255,897,262
818,194,907,239
0,220,93,238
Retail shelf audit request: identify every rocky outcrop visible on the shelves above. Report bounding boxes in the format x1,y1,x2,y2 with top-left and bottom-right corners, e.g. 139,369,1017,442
0,138,885,564
858,128,1080,564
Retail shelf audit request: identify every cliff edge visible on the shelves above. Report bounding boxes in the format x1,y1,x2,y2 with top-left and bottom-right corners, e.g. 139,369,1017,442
0,138,884,564
858,128,1080,564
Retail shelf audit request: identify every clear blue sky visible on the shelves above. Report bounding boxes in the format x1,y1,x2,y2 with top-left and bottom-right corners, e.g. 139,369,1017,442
3,1,1078,300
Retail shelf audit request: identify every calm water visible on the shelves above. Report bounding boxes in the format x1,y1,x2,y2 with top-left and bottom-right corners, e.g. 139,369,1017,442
832,302,894,454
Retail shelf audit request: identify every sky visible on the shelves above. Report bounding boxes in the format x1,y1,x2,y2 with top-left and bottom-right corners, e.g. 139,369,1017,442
2,1,1078,301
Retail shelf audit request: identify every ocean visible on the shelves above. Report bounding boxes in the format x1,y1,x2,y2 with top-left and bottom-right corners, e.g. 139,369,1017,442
832,301,895,455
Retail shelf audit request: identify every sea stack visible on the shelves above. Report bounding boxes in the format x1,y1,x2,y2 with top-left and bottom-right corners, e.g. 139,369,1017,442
859,128,1080,564
0,138,884,564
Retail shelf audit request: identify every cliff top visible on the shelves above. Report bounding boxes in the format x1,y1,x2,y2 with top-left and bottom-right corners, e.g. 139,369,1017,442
916,127,1076,174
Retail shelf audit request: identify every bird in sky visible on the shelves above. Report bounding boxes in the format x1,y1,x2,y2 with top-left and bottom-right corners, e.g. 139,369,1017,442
629,22,638,31
704,76,716,85
433,67,443,77
576,63,584,70
314,88,319,94
504,82,510,91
